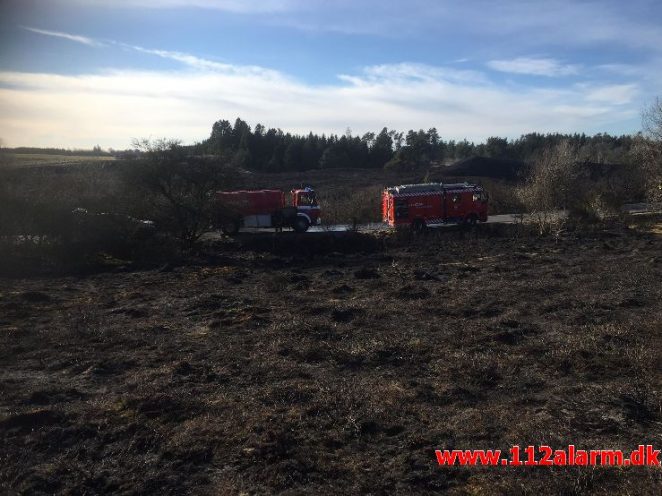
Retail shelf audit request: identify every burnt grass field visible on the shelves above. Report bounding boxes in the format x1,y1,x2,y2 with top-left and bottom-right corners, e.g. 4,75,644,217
1,222,662,495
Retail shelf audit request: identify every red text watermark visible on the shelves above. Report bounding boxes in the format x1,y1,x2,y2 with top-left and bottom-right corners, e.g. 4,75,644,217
435,445,661,466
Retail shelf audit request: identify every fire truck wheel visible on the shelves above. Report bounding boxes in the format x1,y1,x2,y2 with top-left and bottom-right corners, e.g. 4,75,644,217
411,219,426,231
272,211,284,228
221,220,240,235
293,216,310,233
464,214,478,227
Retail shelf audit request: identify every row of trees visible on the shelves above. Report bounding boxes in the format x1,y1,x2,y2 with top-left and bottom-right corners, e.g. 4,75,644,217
0,119,641,173
196,117,638,172
7,145,111,157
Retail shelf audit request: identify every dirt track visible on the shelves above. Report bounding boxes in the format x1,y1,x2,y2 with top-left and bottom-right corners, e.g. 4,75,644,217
1,225,662,494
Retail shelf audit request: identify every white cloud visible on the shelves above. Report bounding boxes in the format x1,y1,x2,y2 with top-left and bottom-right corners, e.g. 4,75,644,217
71,0,301,13
358,63,488,85
22,26,103,47
23,26,290,81
130,46,230,71
583,84,639,105
125,44,285,80
22,25,286,80
0,61,640,149
596,64,642,77
487,57,580,77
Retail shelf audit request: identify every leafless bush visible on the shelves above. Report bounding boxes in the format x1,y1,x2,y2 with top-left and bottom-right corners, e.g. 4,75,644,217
518,141,646,234
0,159,166,274
0,164,78,247
0,138,235,272
0,140,13,168
123,138,234,249
317,186,382,230
517,141,578,234
633,98,662,203
479,179,524,215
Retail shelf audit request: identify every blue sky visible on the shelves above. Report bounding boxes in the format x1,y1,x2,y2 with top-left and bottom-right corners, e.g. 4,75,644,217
1,0,661,148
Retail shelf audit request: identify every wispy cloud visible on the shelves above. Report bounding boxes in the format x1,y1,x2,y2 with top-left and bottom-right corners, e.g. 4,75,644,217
487,57,580,77
597,63,644,77
131,46,229,71
23,26,288,81
126,45,285,79
582,83,639,105
72,0,302,14
0,61,640,148
22,26,103,47
339,63,488,86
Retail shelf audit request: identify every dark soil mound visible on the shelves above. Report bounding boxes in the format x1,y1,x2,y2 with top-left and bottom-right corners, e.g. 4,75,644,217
441,156,530,181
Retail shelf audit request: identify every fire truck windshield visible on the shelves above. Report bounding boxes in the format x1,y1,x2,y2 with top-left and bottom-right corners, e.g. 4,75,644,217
298,192,318,206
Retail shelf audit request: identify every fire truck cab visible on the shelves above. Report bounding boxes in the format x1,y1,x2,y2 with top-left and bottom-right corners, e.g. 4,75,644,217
290,187,320,224
382,182,488,229
216,186,321,234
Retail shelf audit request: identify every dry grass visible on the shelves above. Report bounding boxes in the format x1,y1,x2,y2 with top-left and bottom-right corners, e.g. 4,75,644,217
8,154,115,167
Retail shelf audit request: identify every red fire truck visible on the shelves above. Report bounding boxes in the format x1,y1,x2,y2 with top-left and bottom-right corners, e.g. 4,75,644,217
215,187,321,234
382,182,488,229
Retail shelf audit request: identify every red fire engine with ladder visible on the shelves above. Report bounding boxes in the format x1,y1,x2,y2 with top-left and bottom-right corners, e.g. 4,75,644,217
382,182,488,229
215,187,321,235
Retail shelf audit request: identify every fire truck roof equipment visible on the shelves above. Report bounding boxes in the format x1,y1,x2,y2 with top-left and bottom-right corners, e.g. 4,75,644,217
386,182,479,196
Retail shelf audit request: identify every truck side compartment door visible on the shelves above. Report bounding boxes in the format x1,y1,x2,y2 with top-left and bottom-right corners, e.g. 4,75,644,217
394,198,409,220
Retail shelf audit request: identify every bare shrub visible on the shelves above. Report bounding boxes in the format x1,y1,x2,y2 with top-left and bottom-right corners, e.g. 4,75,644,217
632,98,662,203
478,179,524,215
123,138,234,248
0,139,13,169
584,160,646,218
0,150,182,273
317,186,382,230
517,141,578,234
518,141,646,234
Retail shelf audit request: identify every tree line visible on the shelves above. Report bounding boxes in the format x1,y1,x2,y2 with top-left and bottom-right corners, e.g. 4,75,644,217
0,117,641,172
6,145,112,157
194,117,637,172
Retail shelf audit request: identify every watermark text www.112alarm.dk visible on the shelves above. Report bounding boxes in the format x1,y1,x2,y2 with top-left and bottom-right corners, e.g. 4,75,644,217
435,445,661,466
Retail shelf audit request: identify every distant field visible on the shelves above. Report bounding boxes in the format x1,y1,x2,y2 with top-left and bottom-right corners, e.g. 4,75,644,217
7,154,115,166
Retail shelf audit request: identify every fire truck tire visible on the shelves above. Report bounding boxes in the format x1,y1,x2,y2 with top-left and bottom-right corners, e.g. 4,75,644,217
293,216,310,233
272,211,284,228
411,219,426,231
221,219,240,235
464,214,478,226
